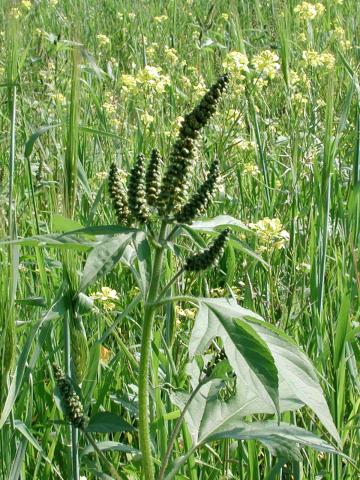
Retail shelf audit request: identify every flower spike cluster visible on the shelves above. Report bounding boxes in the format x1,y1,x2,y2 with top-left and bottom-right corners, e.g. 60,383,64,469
175,159,220,224
145,148,162,206
128,153,150,223
53,363,86,429
185,228,230,272
157,74,229,214
108,163,130,225
107,74,229,227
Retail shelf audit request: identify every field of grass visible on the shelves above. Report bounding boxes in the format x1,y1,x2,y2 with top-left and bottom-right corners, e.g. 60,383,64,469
0,0,359,479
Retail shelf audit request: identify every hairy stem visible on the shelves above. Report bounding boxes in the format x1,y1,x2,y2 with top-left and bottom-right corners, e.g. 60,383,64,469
138,222,167,479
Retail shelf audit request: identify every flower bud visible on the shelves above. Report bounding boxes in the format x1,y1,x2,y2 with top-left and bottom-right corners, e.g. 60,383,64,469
175,159,219,224
53,363,86,429
108,163,130,225
145,148,162,206
128,153,150,223
184,228,230,272
157,74,229,215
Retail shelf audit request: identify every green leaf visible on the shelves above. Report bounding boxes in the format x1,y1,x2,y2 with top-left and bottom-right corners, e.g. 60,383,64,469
79,234,133,291
52,214,84,233
228,236,269,267
82,342,101,407
85,412,135,433
167,373,343,480
334,294,350,369
24,124,61,158
0,234,95,251
243,313,340,444
64,224,139,237
190,215,251,234
189,298,340,443
16,296,46,307
2,286,67,429
190,299,280,419
80,125,122,140
203,420,341,460
82,441,140,456
132,232,152,295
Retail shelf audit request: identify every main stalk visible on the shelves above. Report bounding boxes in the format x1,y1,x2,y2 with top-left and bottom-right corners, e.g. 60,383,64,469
138,222,167,479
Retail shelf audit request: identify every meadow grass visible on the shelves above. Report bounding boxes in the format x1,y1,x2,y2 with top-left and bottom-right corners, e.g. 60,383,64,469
0,0,359,479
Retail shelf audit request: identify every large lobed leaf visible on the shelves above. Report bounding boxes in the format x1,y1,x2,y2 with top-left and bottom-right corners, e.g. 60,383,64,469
165,299,342,478
189,298,280,421
189,297,339,445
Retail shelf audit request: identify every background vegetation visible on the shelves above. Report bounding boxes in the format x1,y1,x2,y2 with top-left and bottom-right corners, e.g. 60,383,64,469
0,0,359,478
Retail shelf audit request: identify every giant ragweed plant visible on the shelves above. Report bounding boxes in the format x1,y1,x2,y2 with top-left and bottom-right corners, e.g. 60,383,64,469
91,73,341,479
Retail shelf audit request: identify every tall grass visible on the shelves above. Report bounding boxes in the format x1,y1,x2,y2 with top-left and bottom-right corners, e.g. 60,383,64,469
0,0,359,479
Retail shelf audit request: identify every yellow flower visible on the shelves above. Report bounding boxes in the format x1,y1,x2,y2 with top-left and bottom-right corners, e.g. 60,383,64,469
95,171,108,181
176,306,197,320
128,12,136,20
49,92,66,105
227,109,245,127
294,2,325,21
288,69,300,87
291,92,308,106
49,0,59,5
222,51,249,77
137,65,161,83
192,77,207,99
252,50,280,78
253,77,268,90
302,50,335,69
173,115,184,130
103,102,116,114
96,34,110,46
243,163,260,176
91,287,119,301
120,74,138,94
220,13,229,21
314,2,325,15
181,75,192,89
100,346,111,364
141,112,154,126
21,0,32,10
320,53,335,69
153,15,168,23
146,46,156,59
164,46,178,64
136,65,170,93
90,287,119,311
249,218,290,250
10,7,21,19
233,138,255,151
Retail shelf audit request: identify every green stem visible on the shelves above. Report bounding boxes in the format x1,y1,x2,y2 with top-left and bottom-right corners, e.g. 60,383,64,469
159,379,206,480
156,268,184,302
64,308,79,480
138,222,167,479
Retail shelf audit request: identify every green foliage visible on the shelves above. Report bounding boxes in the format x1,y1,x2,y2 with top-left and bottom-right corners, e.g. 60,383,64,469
0,0,359,479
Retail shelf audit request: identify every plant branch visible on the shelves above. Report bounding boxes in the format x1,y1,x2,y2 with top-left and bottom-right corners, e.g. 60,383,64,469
159,378,208,480
83,430,124,480
156,268,184,302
